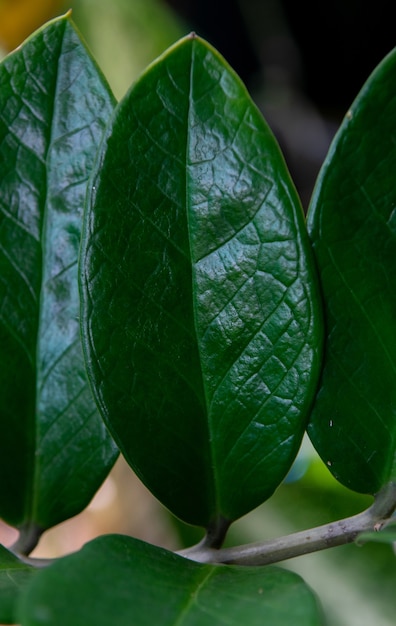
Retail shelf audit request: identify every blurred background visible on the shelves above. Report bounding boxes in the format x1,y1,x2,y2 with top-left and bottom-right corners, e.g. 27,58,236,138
0,1,396,625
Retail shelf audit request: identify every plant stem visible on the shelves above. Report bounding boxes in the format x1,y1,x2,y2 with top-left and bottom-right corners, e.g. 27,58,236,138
203,516,231,549
11,522,43,556
178,481,396,566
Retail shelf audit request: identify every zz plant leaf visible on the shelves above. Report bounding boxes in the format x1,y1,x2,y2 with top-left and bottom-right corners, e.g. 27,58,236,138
0,14,118,545
307,47,396,494
80,34,323,531
17,534,324,626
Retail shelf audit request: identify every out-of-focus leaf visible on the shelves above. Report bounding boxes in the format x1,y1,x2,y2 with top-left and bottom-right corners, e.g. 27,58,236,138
17,534,324,626
0,544,37,624
307,47,396,493
80,34,323,529
357,522,396,545
0,14,118,537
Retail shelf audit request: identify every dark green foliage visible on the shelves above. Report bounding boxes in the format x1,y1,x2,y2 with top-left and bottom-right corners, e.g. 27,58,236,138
0,16,118,533
80,34,323,529
0,545,37,624
307,48,396,493
17,534,323,626
0,12,395,626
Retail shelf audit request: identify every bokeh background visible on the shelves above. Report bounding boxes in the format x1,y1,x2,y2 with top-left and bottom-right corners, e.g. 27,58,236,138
0,2,396,625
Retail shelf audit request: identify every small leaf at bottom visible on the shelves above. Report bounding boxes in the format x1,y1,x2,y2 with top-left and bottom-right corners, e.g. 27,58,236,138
17,535,324,626
0,544,37,624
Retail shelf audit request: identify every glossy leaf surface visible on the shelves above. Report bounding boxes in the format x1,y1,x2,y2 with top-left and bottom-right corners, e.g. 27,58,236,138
307,48,396,493
17,535,323,626
0,545,37,624
0,15,118,532
81,35,323,527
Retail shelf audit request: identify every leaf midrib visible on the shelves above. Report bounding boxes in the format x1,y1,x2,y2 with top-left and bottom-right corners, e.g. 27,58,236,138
185,38,220,526
172,566,218,626
29,18,68,526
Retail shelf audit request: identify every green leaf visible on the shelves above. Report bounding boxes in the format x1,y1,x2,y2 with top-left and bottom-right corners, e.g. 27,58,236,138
0,544,38,624
0,15,118,534
17,534,324,626
80,34,323,528
307,47,396,494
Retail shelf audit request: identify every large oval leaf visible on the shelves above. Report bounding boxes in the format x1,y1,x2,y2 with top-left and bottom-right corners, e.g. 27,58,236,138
307,47,396,493
17,535,324,626
81,35,322,528
0,15,118,537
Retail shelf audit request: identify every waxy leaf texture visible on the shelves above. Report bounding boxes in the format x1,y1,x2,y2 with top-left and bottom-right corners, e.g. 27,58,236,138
81,35,323,528
17,535,323,626
0,16,118,532
307,47,396,493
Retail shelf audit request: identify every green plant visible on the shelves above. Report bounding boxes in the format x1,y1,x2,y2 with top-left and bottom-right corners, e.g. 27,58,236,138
1,12,396,625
